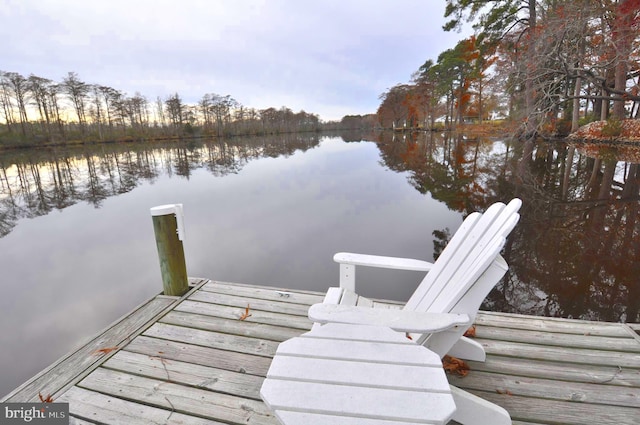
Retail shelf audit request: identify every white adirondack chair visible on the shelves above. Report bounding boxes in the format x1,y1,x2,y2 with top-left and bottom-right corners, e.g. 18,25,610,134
308,199,522,425
312,198,521,360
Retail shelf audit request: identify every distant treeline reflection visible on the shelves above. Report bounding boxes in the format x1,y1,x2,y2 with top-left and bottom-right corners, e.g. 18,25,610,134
0,133,322,237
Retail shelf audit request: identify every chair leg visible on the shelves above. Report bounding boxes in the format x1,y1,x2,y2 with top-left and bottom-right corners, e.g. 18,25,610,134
450,385,511,425
448,336,486,362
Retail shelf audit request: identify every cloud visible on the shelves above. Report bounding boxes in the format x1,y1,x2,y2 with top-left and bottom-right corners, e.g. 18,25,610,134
1,0,470,120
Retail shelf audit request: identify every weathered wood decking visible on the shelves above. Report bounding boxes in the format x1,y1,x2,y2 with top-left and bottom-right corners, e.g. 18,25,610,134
3,278,639,424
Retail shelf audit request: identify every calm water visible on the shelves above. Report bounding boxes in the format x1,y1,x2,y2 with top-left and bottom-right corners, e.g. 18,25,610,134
1,131,639,396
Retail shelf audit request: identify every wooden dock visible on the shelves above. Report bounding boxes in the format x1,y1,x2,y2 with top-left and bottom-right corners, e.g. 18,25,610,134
2,278,639,424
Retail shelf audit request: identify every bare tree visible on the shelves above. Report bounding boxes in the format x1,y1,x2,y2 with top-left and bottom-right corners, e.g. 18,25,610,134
47,84,66,140
62,72,90,135
164,93,184,134
27,74,54,138
103,86,122,136
154,96,166,130
4,72,30,135
122,92,149,134
198,93,213,130
0,73,16,133
209,94,238,136
87,85,103,140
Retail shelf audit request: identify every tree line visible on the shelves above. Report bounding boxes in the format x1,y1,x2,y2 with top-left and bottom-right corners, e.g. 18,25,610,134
0,71,322,147
377,0,640,137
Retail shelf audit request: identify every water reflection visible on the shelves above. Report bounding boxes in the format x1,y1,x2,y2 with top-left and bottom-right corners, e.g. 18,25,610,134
0,134,321,237
2,132,638,325
1,131,638,397
2,133,461,397
2,132,639,324
374,131,640,323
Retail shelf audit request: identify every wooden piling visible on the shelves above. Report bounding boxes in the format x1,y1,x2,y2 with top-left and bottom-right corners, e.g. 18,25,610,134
150,204,188,296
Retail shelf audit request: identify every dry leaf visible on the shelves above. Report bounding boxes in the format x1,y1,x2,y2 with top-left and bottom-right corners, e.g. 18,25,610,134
463,325,476,338
442,355,470,377
496,389,513,396
39,392,53,403
92,347,118,356
239,304,252,321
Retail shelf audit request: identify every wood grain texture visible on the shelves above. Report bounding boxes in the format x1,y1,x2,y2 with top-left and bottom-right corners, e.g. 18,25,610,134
151,212,189,296
124,335,272,376
103,350,265,400
78,368,277,424
174,299,313,330
143,322,280,357
160,310,302,342
60,386,221,425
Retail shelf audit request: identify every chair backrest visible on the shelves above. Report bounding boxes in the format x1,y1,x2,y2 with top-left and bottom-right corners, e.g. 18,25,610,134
420,252,510,353
403,198,521,315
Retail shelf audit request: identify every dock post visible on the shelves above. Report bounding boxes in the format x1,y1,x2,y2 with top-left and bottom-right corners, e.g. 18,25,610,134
150,204,189,296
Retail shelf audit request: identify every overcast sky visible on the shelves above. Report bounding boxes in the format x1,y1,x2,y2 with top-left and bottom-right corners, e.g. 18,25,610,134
2,0,470,121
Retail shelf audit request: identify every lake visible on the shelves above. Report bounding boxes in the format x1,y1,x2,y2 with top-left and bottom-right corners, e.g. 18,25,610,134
1,131,638,397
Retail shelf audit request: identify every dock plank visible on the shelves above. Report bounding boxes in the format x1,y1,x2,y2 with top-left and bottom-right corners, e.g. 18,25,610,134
174,299,313,330
450,370,640,407
475,325,640,352
124,335,272,376
143,322,280,357
103,350,264,400
467,390,640,425
476,312,632,337
465,355,640,387
77,368,278,425
160,310,302,342
201,281,325,305
59,386,221,425
479,338,640,368
189,290,310,316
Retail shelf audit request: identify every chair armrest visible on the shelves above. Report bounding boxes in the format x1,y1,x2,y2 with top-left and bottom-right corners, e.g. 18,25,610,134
308,304,470,333
334,252,434,271
333,253,434,292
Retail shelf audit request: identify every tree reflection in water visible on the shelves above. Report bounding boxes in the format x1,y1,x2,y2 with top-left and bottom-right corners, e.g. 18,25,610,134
376,131,640,322
0,134,321,237
1,131,638,322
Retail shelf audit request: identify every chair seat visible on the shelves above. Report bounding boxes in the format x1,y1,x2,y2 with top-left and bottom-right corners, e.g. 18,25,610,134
309,303,470,333
261,323,456,425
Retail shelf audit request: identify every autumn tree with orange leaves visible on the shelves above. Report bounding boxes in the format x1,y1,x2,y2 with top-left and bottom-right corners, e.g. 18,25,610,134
379,1,640,137
379,35,498,130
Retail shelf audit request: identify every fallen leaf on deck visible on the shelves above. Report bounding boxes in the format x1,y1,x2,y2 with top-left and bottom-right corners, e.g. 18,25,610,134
463,325,476,338
496,389,513,396
239,304,252,321
39,392,53,403
92,347,118,356
443,355,470,377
